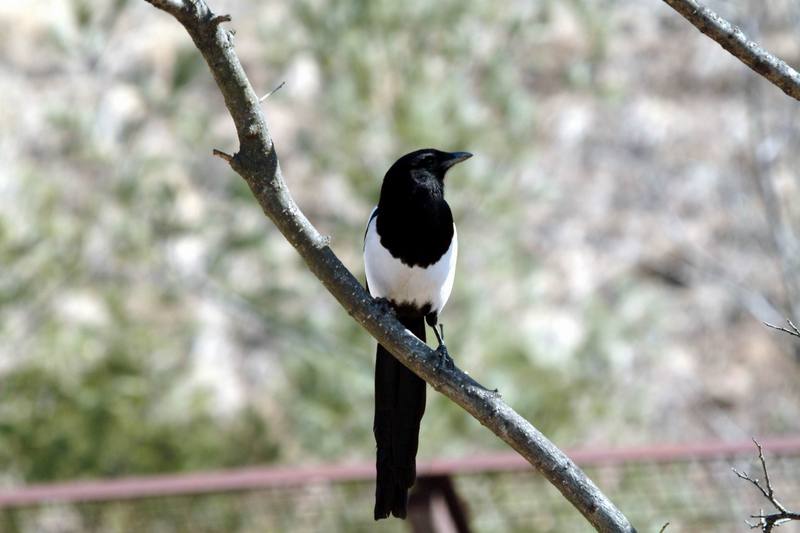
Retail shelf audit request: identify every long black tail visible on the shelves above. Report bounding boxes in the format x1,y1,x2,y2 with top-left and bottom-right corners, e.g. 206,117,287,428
373,315,427,520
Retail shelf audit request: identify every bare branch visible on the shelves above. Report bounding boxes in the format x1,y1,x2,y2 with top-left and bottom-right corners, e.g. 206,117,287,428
658,522,670,533
661,0,800,101
142,1,636,531
763,320,800,339
733,439,800,532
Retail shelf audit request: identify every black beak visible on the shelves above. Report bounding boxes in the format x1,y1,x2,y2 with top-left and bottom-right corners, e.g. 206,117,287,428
441,151,473,170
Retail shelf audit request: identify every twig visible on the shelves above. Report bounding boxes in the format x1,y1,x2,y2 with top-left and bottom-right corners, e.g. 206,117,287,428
209,13,230,26
141,1,636,532
144,0,184,10
732,439,800,532
763,319,800,338
661,0,800,101
658,522,669,533
259,81,286,102
212,148,233,162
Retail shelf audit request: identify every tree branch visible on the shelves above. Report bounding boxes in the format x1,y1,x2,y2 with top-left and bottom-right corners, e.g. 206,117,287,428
142,1,637,531
733,439,800,532
661,0,800,102
764,319,800,339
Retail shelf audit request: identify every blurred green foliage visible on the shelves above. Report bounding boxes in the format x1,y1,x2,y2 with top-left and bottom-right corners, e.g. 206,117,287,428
0,350,279,482
1,0,633,499
0,0,624,481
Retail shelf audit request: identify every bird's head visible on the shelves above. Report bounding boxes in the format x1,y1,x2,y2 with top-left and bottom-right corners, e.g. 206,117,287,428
387,148,472,185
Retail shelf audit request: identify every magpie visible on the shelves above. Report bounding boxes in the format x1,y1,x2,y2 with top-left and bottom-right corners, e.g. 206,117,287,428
364,148,472,520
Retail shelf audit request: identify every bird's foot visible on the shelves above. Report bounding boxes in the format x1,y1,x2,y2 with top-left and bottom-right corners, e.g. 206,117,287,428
435,343,455,371
431,324,454,370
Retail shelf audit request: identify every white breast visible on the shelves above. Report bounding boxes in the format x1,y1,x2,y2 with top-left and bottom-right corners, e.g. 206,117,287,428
363,208,457,315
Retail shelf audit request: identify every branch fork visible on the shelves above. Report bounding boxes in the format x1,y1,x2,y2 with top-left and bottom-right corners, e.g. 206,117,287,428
764,319,800,339
733,439,800,532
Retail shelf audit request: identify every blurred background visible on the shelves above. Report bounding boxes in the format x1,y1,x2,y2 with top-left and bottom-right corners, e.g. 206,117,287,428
1,0,799,531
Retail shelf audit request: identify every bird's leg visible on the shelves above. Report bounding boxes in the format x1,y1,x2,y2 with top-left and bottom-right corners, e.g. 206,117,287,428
432,323,454,370
432,323,445,345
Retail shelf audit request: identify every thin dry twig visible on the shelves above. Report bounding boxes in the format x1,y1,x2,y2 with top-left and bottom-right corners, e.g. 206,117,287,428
212,148,233,162
661,0,800,101
209,13,230,26
658,522,670,533
142,1,636,532
763,319,800,338
732,439,800,532
259,81,286,102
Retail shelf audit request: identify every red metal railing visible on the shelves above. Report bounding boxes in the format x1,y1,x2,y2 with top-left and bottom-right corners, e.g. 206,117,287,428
2,436,798,508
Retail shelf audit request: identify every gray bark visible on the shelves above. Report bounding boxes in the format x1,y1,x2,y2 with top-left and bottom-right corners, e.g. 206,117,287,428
662,0,800,101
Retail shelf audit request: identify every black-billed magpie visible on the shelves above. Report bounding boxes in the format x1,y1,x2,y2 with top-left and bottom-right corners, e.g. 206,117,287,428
364,148,472,520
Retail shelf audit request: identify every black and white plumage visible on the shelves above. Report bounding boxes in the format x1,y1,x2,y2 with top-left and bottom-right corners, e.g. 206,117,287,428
364,206,457,318
364,148,471,520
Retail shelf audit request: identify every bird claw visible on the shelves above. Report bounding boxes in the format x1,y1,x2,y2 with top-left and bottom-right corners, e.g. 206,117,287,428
436,344,455,371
